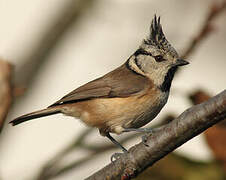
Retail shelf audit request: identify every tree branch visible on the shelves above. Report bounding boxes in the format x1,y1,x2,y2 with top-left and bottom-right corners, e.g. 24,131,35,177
86,90,226,180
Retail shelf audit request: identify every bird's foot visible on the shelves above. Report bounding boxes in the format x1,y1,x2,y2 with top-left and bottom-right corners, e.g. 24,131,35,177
111,147,128,162
123,128,154,147
141,134,149,146
111,152,125,162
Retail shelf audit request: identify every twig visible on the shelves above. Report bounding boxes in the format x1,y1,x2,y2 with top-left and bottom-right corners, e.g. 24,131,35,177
86,90,226,180
181,1,226,59
0,59,13,133
36,128,92,180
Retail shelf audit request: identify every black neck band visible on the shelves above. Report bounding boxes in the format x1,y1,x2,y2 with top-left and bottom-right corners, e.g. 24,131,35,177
160,66,177,92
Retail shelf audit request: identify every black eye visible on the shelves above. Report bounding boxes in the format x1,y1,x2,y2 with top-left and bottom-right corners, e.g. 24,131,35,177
154,55,165,62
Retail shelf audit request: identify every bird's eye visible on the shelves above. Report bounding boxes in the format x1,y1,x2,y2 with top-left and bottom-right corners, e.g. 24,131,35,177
154,55,165,62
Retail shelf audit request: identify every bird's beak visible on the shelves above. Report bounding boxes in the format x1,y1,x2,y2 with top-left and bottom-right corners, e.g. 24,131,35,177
174,59,189,66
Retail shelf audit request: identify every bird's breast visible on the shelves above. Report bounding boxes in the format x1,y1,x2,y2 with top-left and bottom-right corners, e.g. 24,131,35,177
124,89,169,129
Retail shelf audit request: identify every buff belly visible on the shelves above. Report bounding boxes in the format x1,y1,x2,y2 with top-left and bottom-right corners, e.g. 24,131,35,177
61,90,169,135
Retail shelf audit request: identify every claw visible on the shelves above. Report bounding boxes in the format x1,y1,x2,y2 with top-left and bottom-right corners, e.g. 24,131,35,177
141,135,149,147
111,152,124,162
123,128,153,147
141,128,155,147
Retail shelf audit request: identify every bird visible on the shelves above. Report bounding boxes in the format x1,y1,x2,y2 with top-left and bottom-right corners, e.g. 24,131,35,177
10,15,189,154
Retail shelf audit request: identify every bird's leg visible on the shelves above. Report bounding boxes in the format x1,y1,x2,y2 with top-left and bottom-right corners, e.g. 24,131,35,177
106,133,128,162
122,128,153,147
122,127,153,133
106,133,128,152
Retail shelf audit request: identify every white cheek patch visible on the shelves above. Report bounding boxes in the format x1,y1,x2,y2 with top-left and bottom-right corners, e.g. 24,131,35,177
129,54,170,87
128,56,146,76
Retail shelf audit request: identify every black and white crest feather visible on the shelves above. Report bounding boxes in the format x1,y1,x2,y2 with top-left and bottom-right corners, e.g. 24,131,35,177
145,15,172,51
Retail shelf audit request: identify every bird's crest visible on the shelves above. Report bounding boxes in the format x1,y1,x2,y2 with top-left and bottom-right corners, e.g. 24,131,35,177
145,15,173,52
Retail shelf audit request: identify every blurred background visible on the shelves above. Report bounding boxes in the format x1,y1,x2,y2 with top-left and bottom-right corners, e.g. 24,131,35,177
0,0,225,179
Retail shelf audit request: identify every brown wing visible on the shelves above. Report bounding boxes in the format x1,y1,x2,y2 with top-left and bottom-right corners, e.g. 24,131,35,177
49,64,151,107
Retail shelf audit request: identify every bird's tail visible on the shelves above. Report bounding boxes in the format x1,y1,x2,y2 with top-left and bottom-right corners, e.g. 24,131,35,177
10,108,61,126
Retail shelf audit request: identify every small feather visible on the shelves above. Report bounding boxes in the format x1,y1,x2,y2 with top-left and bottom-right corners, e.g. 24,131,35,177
146,15,171,51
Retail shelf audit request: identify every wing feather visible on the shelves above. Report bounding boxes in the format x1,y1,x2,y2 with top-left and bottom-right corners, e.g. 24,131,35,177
49,64,151,107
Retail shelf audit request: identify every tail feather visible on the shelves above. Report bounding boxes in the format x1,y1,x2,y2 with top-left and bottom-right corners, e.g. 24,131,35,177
10,108,61,126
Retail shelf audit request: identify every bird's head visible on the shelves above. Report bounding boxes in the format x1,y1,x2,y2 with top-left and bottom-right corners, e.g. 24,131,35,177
128,15,189,91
